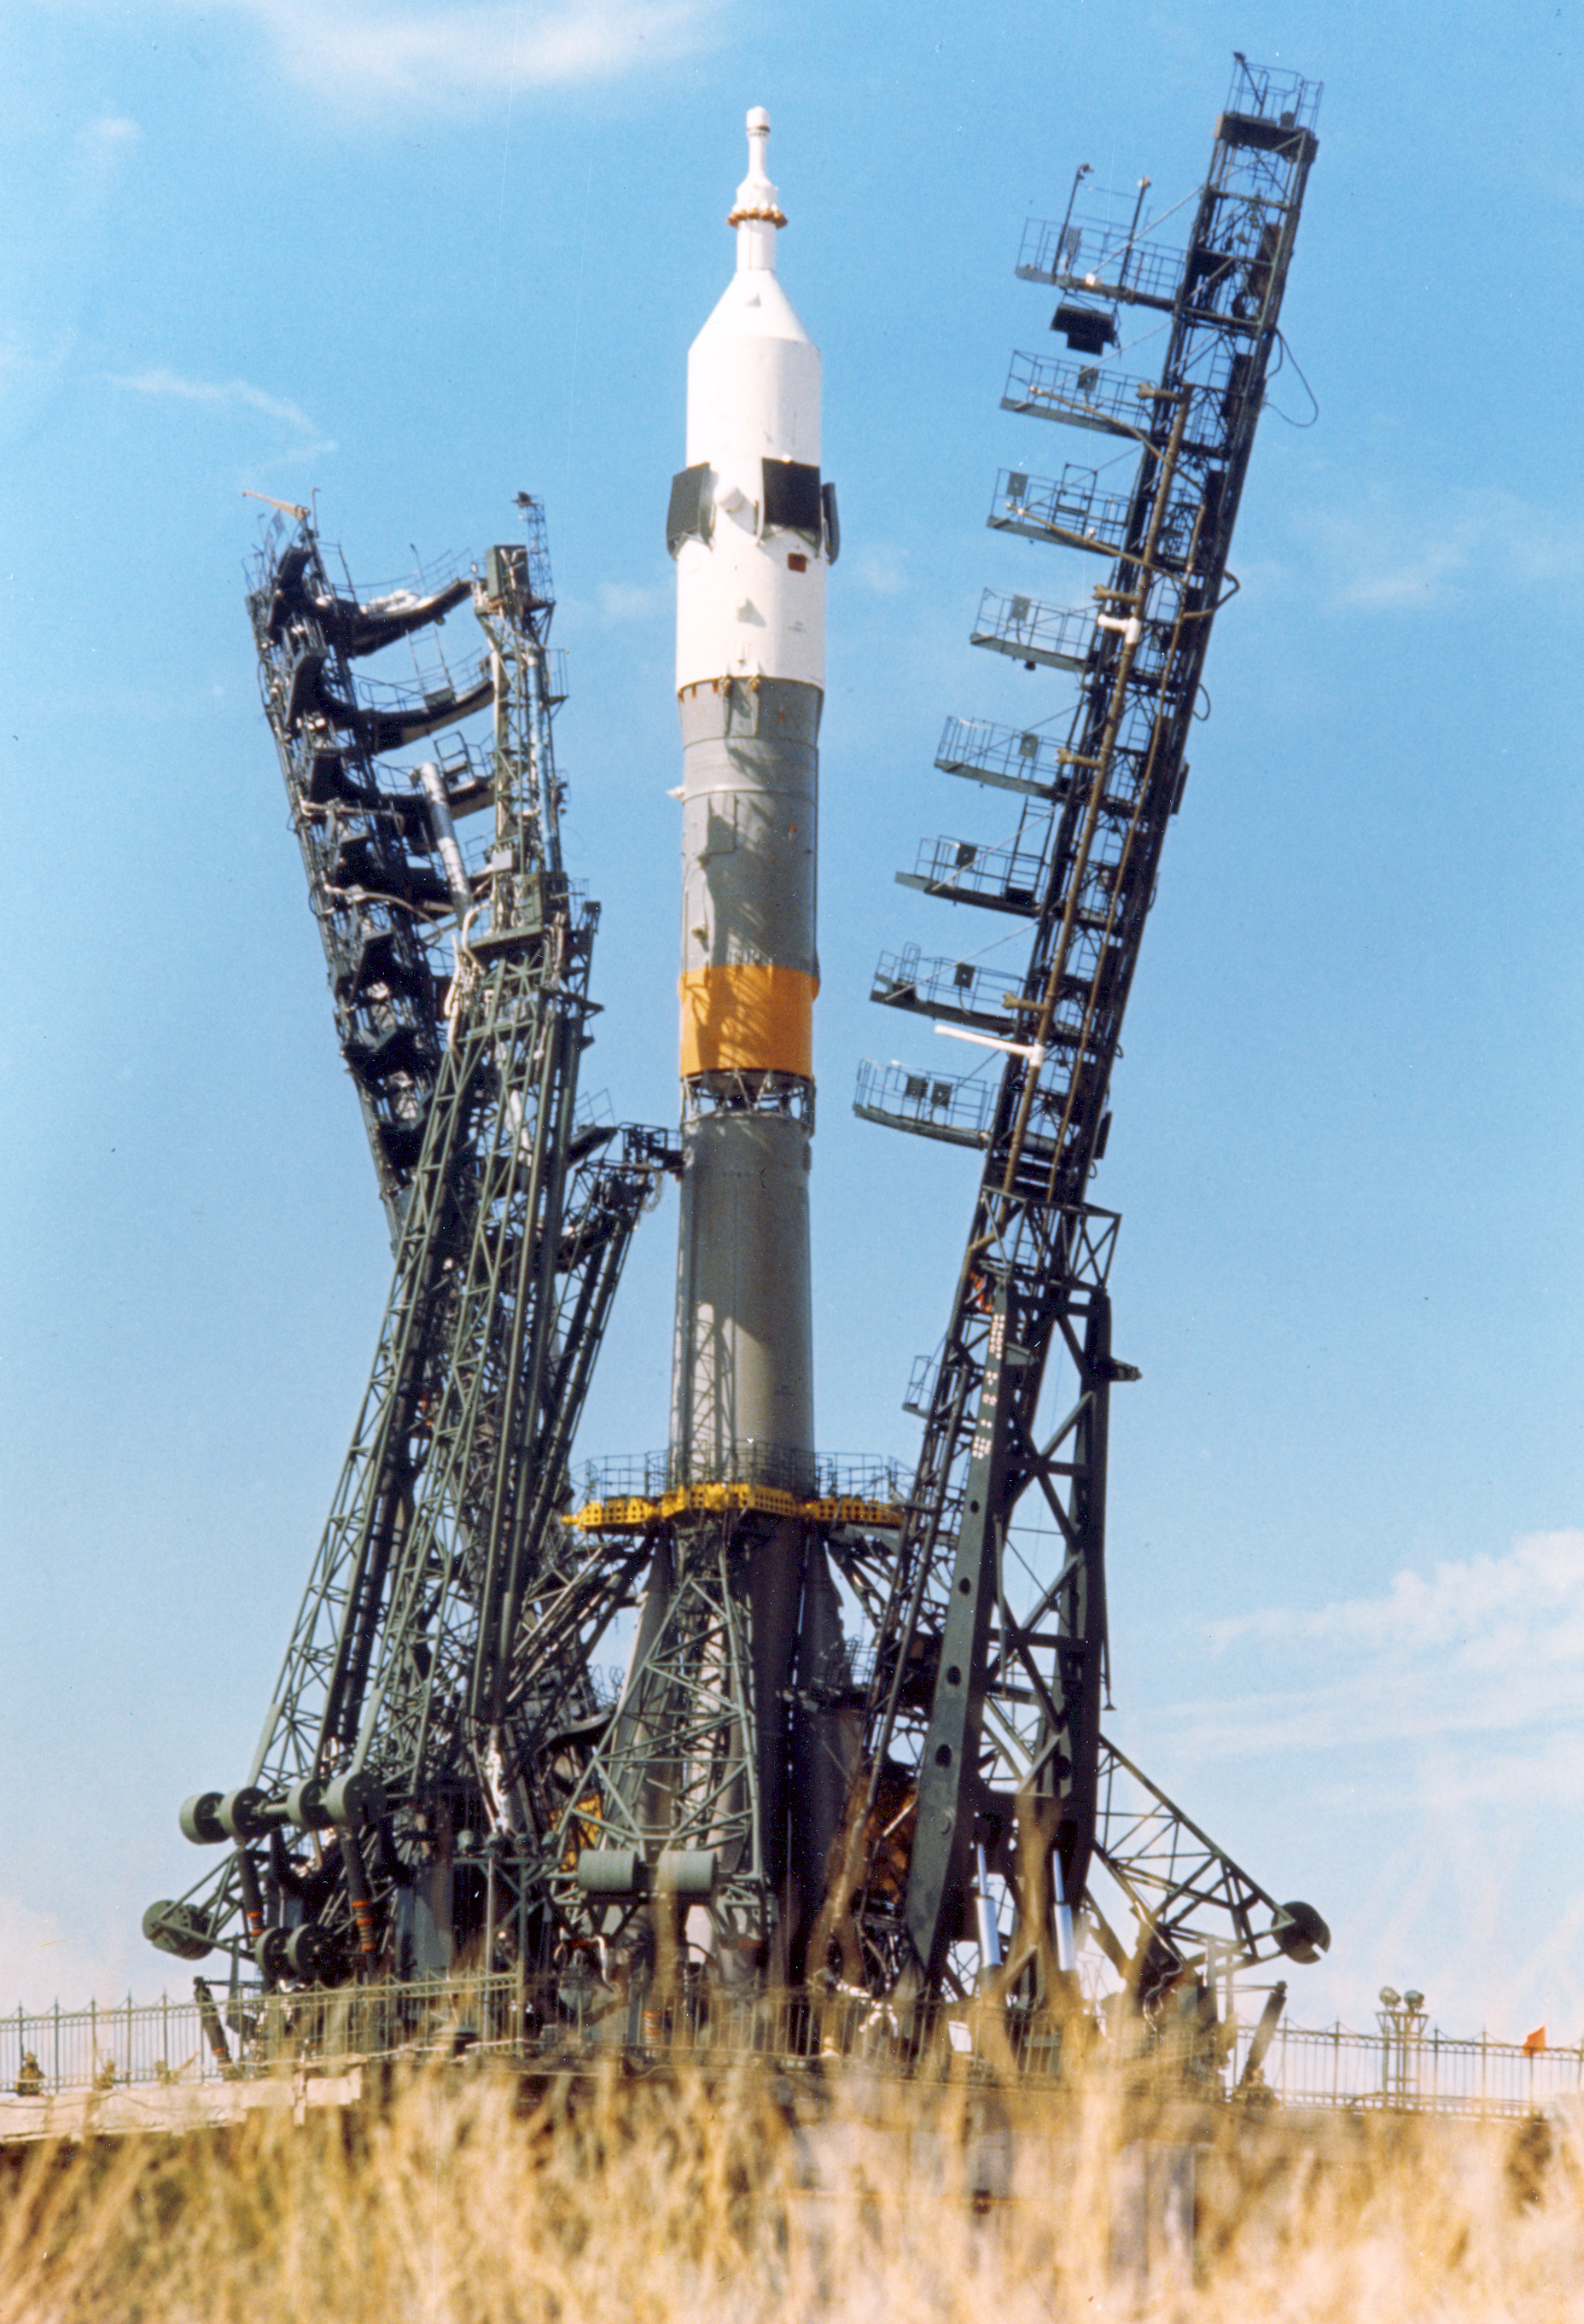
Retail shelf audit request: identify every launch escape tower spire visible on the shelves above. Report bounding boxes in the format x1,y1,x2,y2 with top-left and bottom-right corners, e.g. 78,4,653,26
148,67,1332,2053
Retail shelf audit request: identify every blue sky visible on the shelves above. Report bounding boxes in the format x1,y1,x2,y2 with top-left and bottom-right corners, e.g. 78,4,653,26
3,0,1581,2043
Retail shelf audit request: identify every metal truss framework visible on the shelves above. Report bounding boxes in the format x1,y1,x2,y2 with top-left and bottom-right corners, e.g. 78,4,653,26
840,60,1327,2011
146,506,680,1983
146,65,1334,2044
543,1526,768,1941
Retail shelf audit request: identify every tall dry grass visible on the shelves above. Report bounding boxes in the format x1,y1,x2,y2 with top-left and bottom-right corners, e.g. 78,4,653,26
2,2058,1581,2322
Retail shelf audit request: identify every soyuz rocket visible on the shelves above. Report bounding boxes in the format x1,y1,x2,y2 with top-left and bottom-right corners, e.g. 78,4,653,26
662,109,845,1950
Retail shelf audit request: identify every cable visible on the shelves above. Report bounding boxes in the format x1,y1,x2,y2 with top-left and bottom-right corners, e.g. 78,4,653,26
1265,330,1319,427
1120,317,1168,360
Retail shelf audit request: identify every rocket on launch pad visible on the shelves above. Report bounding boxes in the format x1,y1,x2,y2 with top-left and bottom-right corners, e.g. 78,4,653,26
613,108,849,1969
668,105,824,1505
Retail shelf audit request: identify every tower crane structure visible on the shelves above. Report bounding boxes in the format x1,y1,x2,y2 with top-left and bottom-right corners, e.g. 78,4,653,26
147,61,1333,2057
831,56,1331,2012
144,504,681,1982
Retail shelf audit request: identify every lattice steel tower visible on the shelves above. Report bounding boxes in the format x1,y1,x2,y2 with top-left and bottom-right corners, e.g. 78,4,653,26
145,502,680,1982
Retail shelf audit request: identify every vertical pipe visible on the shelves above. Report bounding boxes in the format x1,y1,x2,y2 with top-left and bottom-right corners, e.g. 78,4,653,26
974,1843,1003,1971
341,1824,381,1977
416,760,473,917
1051,1852,1076,1974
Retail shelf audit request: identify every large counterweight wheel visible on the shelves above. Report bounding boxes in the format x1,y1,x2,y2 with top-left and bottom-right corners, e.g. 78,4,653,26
143,1900,213,1960
218,1786,273,1842
255,1926,291,1983
1272,1900,1330,1965
285,1922,340,1985
179,1791,227,1845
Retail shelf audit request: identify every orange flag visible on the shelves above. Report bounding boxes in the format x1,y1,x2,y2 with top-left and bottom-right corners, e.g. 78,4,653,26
1523,2027,1546,2055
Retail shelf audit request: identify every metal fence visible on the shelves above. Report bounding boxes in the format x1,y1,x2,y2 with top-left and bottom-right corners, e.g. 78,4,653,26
853,1057,998,1148
1235,2018,1584,2120
2,1993,236,2099
574,1448,907,1506
5,1986,1581,2123
970,587,1098,674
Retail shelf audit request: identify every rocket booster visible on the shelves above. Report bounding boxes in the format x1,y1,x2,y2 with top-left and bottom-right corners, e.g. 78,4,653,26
667,109,833,1492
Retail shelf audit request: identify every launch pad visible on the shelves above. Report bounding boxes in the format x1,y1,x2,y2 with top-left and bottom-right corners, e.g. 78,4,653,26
145,58,1332,2085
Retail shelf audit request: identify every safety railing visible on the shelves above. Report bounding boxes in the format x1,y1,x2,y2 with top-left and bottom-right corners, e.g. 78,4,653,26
1224,55,1321,133
871,945,1039,1030
1001,352,1232,461
1234,2018,1584,2120
4,1983,1577,2122
935,714,1072,798
1016,213,1184,307
574,1447,908,1506
899,832,1050,916
1002,350,1161,440
970,589,1098,673
2,1992,238,2100
853,1059,998,1149
989,466,1134,556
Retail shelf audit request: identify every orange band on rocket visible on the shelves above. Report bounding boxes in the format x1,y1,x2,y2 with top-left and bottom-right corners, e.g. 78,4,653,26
678,964,818,1079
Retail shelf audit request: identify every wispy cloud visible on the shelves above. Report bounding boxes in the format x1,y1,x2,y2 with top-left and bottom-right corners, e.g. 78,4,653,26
597,580,665,623
1299,486,1584,615
852,544,911,597
108,367,336,468
1115,1530,1584,2031
178,0,719,113
110,366,322,436
1213,1530,1584,1658
77,113,143,162
0,1893,140,2017
1150,1530,1584,1769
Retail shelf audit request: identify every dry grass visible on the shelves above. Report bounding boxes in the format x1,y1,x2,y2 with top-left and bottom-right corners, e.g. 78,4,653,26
2,2059,1581,2322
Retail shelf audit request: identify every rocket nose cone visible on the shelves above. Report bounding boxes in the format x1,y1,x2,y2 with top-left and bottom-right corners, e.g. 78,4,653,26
747,105,770,133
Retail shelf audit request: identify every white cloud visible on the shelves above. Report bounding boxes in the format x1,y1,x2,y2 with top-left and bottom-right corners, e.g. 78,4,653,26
1301,486,1584,614
1113,1530,1584,2036
79,114,143,148
110,365,323,436
175,0,718,112
1150,1530,1584,1767
852,545,911,597
1214,1529,1584,1657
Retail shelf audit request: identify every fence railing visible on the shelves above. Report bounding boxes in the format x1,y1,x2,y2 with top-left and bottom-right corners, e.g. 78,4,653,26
574,1447,907,1506
5,1984,1580,2123
1235,2017,1584,2120
3,1993,240,2100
